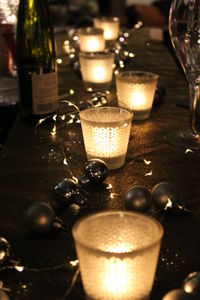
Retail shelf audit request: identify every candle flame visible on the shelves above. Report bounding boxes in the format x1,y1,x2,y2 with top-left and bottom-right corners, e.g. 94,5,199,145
86,38,99,51
92,66,106,82
131,91,146,109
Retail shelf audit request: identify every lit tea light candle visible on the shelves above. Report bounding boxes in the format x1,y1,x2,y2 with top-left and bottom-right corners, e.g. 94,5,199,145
116,71,158,120
94,17,120,41
79,107,132,170
78,28,105,53
79,52,114,91
72,210,163,300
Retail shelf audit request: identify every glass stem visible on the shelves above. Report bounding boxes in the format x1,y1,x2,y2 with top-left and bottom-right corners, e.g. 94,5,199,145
189,83,200,136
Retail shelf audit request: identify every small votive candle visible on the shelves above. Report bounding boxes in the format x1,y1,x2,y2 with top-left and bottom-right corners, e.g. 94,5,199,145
79,107,132,170
72,210,163,300
79,52,114,91
116,71,158,120
94,17,120,41
78,27,105,53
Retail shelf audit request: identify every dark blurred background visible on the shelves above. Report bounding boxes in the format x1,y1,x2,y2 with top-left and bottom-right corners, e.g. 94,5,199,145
0,0,171,145
48,0,171,28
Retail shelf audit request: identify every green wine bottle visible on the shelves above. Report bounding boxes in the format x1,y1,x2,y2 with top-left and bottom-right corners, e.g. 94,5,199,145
16,0,58,121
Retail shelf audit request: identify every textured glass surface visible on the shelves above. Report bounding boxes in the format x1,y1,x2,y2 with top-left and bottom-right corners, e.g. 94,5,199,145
79,53,114,91
80,107,132,169
116,71,158,120
73,211,163,300
94,17,120,41
78,28,105,53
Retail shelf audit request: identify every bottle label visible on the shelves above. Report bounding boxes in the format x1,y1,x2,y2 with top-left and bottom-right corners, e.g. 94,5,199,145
32,72,58,115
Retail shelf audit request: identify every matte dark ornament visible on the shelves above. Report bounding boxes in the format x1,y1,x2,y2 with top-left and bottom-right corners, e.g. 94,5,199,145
183,272,200,295
151,182,178,210
124,186,152,213
79,100,92,111
162,289,197,300
25,202,55,234
54,178,84,206
81,159,108,185
0,237,10,266
0,291,10,300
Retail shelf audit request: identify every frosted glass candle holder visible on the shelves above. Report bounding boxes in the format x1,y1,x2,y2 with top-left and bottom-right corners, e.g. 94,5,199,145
94,17,120,41
79,52,114,92
78,28,105,53
116,71,158,120
79,107,132,170
72,210,163,300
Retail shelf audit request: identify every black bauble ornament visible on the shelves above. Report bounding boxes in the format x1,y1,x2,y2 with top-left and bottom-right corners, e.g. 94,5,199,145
25,202,55,234
0,291,10,300
54,178,83,206
0,237,10,266
124,186,152,213
183,272,200,295
151,182,178,210
162,289,197,300
82,159,108,185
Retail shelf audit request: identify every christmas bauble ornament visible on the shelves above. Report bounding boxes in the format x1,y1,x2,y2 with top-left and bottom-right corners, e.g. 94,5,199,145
82,159,108,185
124,186,152,212
162,289,197,300
0,291,10,300
0,237,10,266
25,202,55,234
183,272,200,295
151,182,178,210
54,178,83,205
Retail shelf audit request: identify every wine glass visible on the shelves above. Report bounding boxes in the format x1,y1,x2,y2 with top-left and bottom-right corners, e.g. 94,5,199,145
167,0,200,148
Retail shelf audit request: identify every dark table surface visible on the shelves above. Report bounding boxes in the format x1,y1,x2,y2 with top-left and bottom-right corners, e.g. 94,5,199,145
1,28,200,300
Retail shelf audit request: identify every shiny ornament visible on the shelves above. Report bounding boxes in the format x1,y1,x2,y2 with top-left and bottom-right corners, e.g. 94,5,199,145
124,186,152,212
25,202,55,234
151,182,178,210
183,272,200,295
0,291,9,300
0,237,10,266
81,159,108,185
162,289,197,300
54,178,84,206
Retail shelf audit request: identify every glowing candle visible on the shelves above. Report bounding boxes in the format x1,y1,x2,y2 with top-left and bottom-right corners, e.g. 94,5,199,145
94,17,120,41
116,71,158,120
78,28,105,53
72,210,163,300
79,52,114,91
79,107,132,170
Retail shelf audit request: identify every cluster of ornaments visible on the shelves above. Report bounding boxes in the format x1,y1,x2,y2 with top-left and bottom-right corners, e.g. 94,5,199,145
124,182,181,213
162,272,200,299
25,159,108,234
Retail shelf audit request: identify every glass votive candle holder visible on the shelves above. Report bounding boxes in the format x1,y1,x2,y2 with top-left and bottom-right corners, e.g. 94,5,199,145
72,210,164,300
94,17,120,41
78,27,105,53
79,107,132,170
79,52,114,92
116,71,158,120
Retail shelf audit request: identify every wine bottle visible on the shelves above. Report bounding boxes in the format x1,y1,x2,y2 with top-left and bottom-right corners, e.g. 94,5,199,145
16,0,58,121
